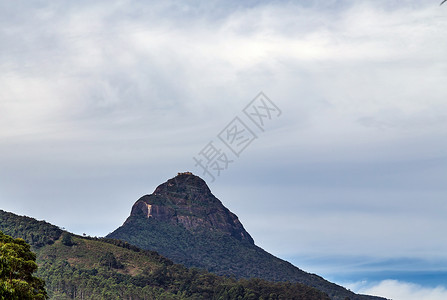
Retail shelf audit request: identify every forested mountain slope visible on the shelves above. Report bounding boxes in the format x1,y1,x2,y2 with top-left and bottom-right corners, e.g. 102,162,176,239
0,209,330,300
108,173,386,300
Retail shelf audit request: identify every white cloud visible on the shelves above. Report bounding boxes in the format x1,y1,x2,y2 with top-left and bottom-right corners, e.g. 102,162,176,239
3,1,446,123
349,280,447,300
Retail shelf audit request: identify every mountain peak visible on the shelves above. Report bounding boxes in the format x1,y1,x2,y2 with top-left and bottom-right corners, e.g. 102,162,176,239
127,173,254,244
109,173,386,300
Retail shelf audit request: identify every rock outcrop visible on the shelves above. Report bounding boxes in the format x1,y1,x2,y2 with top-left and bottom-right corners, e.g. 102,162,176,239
127,172,254,244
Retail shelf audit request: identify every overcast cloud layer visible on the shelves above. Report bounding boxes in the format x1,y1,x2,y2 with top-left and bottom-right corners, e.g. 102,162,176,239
1,1,446,298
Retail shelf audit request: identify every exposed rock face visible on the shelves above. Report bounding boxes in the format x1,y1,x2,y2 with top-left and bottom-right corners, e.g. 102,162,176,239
126,173,254,244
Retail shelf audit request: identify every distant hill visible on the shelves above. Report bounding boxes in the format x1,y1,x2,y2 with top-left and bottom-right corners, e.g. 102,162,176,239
108,173,386,300
0,209,330,300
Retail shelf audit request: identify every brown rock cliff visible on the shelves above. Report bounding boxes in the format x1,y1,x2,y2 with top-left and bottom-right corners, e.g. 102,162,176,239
126,172,254,244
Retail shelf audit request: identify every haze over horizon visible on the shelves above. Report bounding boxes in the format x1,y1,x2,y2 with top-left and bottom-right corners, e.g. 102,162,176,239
1,1,446,299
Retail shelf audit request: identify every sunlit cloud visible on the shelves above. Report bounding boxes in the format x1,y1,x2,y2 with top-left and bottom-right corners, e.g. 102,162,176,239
348,280,447,300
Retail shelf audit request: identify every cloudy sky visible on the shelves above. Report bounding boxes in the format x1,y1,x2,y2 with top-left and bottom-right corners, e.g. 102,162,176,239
1,0,446,299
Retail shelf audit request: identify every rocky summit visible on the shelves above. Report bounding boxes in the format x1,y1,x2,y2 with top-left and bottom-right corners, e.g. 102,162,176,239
128,172,254,244
108,173,386,300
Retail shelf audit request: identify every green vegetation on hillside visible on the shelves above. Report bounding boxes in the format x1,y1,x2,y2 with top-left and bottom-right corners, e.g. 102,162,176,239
0,231,47,299
0,210,62,248
0,210,330,300
38,236,331,300
109,216,365,300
